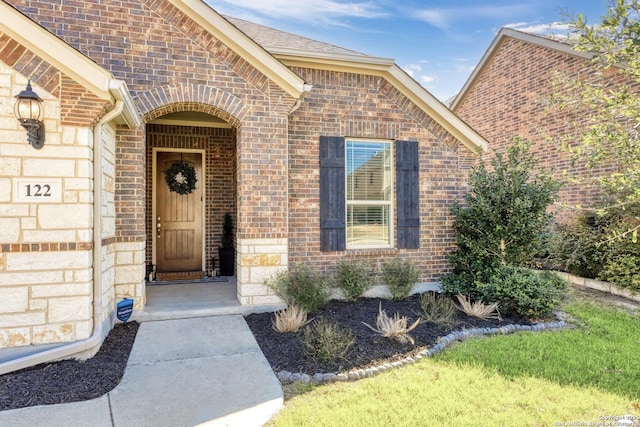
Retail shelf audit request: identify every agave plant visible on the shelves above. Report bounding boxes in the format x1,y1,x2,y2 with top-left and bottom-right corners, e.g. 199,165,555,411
272,305,312,333
362,303,421,345
455,294,501,321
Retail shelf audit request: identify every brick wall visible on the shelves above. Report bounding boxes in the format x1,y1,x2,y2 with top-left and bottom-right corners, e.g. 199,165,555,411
288,68,476,282
454,36,631,212
8,0,297,243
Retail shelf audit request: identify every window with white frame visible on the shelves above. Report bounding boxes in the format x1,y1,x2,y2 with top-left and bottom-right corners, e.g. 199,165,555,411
345,139,392,248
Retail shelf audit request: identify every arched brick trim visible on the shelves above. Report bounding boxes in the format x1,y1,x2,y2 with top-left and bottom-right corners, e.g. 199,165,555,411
137,85,247,127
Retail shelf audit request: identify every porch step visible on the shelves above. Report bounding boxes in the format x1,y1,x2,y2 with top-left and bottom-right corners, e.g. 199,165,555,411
155,270,204,281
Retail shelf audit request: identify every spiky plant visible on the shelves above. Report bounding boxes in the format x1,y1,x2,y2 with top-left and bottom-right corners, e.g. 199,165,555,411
302,318,354,362
272,305,311,333
419,292,457,327
455,294,501,321
362,303,421,345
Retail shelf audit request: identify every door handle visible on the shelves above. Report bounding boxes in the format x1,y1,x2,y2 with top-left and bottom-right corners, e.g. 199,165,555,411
157,217,161,238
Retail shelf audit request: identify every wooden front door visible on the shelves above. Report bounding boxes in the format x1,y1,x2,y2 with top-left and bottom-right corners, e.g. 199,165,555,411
156,151,203,272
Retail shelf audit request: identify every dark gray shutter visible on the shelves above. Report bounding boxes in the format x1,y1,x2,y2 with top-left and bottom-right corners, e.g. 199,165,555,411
396,140,420,249
320,136,346,251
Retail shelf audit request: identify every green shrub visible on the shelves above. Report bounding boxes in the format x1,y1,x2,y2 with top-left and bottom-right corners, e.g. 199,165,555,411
476,266,567,319
548,211,610,278
599,255,640,293
440,271,478,299
334,260,374,301
381,258,420,300
419,292,457,327
302,318,354,362
446,138,560,286
263,264,330,313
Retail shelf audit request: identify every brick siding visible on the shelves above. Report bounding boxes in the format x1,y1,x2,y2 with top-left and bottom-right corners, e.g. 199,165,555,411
289,68,476,282
454,36,634,212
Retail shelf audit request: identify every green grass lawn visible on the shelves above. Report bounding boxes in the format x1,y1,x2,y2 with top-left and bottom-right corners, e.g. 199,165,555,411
268,297,640,427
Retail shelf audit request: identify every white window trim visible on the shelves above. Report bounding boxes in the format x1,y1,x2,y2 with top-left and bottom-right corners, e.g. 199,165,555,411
344,138,394,250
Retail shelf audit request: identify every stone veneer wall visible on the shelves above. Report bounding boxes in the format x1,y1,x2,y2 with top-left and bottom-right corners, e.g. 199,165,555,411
0,67,97,347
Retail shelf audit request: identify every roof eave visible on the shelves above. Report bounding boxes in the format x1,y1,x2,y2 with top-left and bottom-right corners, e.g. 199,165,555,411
1,2,113,100
2,3,141,129
276,52,487,153
170,0,307,99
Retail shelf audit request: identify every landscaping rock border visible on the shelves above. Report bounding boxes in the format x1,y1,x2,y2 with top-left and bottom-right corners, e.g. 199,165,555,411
276,313,567,384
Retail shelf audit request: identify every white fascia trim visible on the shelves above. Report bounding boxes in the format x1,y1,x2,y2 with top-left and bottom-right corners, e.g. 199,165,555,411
277,52,487,153
451,27,593,110
1,2,112,100
170,0,306,99
387,65,487,153
109,80,143,129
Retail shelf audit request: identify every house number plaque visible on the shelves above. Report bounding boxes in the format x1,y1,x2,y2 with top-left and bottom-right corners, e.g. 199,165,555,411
15,179,62,203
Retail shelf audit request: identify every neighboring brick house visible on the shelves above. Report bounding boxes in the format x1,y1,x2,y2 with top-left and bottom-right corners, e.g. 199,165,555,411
0,0,486,361
451,27,635,213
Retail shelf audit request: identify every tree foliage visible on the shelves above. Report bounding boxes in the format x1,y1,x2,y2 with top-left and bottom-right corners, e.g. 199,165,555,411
552,0,640,241
443,138,561,293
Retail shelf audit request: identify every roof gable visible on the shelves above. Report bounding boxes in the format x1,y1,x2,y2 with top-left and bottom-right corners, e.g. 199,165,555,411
451,28,592,110
1,2,140,127
229,17,487,153
171,0,308,99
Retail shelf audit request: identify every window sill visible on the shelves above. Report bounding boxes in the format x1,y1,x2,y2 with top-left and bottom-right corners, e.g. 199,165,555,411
342,248,399,257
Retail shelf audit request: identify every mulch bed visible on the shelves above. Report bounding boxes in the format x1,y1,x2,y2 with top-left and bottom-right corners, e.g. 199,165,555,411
245,293,530,375
0,292,546,411
0,321,139,411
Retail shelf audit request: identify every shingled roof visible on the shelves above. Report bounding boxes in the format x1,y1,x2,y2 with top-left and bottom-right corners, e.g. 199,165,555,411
225,16,367,58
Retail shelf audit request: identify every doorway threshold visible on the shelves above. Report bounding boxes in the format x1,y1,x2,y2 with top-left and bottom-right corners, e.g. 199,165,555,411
132,278,282,322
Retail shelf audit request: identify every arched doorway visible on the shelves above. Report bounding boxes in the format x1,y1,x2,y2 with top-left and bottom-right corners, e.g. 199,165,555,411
145,111,237,282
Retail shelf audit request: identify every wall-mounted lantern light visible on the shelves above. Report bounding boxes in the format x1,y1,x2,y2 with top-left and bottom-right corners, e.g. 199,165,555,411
14,80,45,149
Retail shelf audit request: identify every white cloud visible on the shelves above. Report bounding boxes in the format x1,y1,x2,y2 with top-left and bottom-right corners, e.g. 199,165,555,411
403,63,424,78
206,0,387,25
504,21,571,36
420,75,435,84
413,4,532,31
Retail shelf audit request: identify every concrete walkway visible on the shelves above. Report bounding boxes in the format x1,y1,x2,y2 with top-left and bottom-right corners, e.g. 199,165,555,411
0,315,283,427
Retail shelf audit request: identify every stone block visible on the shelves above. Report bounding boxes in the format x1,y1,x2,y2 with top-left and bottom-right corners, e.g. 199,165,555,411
0,287,29,313
0,178,11,202
7,251,91,271
0,312,45,328
248,266,287,285
30,299,47,310
115,265,144,283
0,158,20,176
0,204,29,216
240,254,283,267
74,319,92,339
32,323,75,344
31,282,91,298
0,218,19,242
23,229,76,242
38,204,92,229
48,297,91,322
239,283,271,297
20,217,37,229
0,327,31,347
23,159,75,177
244,294,283,305
0,271,64,286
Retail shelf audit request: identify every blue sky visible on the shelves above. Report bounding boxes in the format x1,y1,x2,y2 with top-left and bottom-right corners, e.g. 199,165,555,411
204,0,609,101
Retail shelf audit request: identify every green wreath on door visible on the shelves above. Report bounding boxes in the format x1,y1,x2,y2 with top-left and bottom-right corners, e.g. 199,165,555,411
164,162,197,195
